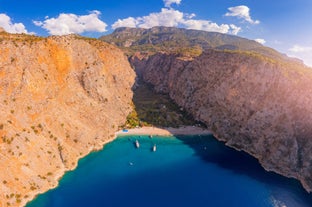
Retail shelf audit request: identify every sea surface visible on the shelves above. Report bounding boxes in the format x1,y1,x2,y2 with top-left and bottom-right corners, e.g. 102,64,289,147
27,135,312,207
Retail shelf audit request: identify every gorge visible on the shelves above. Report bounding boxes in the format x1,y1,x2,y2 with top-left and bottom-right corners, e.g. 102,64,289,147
1,26,312,206
102,26,312,193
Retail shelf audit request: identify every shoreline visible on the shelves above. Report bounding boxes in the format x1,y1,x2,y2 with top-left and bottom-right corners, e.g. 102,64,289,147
25,126,210,207
116,126,212,136
24,136,116,207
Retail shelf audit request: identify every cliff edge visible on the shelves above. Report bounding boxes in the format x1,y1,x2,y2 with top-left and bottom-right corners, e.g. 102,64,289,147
130,50,312,192
102,26,312,193
0,33,135,206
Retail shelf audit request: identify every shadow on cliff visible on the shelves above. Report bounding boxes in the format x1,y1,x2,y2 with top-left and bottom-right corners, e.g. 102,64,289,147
175,134,312,205
130,81,198,128
130,77,312,205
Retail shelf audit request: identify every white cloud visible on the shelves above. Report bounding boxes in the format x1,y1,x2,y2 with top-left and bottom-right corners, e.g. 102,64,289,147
112,8,241,35
225,5,260,25
112,17,138,29
229,24,241,35
289,44,312,53
138,8,184,28
33,10,107,35
254,38,266,44
163,0,181,8
113,8,184,29
0,13,30,34
288,44,312,67
182,19,241,35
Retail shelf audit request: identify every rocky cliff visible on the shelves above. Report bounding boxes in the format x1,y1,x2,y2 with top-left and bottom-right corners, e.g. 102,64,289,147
0,32,135,206
130,50,312,192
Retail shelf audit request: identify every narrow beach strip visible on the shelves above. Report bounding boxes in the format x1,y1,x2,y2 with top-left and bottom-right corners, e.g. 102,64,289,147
116,126,212,136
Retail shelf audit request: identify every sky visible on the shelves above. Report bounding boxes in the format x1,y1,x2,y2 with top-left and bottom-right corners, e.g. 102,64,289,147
0,0,312,66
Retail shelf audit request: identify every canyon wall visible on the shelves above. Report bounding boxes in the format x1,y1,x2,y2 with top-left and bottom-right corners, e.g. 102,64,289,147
0,32,135,206
131,50,312,192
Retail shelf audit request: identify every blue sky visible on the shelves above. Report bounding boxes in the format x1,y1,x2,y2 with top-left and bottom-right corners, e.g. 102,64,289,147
0,0,312,66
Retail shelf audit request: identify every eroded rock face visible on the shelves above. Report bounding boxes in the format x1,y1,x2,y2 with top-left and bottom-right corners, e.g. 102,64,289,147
0,34,135,206
131,50,312,192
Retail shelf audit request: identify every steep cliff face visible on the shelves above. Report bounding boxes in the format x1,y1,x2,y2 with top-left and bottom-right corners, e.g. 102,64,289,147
0,33,135,206
130,50,312,192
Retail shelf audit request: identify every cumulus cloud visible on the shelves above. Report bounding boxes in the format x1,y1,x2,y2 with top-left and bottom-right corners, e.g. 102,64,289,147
229,24,241,35
0,13,30,34
33,10,107,35
288,44,312,67
254,38,266,44
163,0,181,8
112,8,241,35
112,17,138,29
225,5,260,24
182,20,240,35
113,8,183,29
139,8,184,28
289,44,312,53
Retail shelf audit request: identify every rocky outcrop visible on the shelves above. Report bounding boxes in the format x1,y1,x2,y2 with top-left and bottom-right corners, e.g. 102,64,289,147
0,33,135,206
130,50,312,192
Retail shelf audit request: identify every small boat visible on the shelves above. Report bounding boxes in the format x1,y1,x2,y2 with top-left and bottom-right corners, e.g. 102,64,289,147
149,135,153,138
152,144,156,152
135,140,140,148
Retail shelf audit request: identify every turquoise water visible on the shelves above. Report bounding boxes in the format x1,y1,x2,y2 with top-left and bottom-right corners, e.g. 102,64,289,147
27,135,312,207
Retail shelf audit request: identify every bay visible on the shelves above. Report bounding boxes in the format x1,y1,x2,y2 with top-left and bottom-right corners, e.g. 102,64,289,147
27,135,312,207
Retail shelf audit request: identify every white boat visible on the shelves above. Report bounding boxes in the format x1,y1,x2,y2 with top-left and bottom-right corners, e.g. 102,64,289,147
152,144,157,152
135,140,140,148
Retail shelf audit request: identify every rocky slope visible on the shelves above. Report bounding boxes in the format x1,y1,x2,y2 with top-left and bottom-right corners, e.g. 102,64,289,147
0,31,135,206
130,49,312,192
102,26,312,192
101,26,303,64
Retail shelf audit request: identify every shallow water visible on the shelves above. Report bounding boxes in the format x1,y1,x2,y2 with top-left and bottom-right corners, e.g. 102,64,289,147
27,135,312,207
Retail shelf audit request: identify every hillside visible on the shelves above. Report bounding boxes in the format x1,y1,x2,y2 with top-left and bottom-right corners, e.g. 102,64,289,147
101,27,312,192
0,31,135,206
100,26,303,65
130,49,312,193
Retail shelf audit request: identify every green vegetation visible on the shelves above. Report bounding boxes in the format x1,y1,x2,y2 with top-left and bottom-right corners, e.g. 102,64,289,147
0,31,44,47
123,82,197,128
100,26,304,66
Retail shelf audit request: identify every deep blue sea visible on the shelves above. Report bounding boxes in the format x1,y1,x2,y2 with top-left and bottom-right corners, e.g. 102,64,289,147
27,135,312,207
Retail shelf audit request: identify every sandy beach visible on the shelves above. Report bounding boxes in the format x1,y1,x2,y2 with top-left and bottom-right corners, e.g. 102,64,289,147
116,126,212,136
24,126,210,207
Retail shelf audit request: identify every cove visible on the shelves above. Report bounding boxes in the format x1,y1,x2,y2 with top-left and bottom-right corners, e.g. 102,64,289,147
27,135,312,207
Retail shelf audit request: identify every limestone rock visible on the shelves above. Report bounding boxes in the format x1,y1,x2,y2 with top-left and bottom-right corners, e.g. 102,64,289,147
0,33,135,206
130,50,312,192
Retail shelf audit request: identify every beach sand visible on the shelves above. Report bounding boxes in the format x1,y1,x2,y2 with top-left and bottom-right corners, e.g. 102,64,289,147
116,126,212,136
26,126,210,207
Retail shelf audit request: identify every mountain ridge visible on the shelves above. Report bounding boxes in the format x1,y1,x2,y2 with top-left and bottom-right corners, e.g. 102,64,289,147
101,27,312,193
100,26,305,66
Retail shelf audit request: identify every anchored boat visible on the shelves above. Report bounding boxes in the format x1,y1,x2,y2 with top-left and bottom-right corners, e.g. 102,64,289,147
135,140,140,148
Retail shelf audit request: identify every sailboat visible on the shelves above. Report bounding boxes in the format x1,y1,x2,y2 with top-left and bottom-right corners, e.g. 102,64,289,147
135,139,140,148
